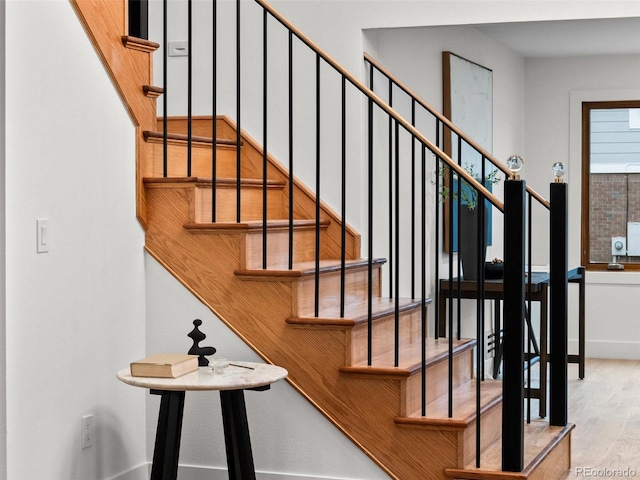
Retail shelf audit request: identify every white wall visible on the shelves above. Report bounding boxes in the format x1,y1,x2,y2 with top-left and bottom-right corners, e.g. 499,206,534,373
5,1,147,479
145,255,389,480
524,55,640,358
0,0,7,476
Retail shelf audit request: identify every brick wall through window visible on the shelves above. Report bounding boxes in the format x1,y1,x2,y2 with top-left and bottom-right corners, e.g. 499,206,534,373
590,173,640,262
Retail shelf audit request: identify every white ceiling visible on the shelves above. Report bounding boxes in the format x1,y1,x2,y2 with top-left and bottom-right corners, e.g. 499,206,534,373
474,17,640,58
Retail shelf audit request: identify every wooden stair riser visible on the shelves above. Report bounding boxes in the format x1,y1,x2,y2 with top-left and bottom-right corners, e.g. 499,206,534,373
349,307,427,366
194,184,286,223
146,138,249,178
159,116,221,138
242,226,331,270
527,429,571,480
292,266,382,318
458,401,503,468
445,423,573,480
403,347,475,416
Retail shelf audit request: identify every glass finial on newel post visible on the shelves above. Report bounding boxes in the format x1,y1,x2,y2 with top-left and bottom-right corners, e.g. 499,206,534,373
506,155,524,180
552,162,566,183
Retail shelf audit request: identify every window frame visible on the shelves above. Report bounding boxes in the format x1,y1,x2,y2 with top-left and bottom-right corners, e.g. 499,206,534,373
581,100,640,271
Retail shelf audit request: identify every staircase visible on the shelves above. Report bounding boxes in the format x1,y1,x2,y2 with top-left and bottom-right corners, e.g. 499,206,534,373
71,0,573,478
141,115,572,480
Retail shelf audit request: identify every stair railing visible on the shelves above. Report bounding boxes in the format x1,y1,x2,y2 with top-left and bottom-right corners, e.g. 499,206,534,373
135,0,569,472
364,53,550,208
364,53,571,468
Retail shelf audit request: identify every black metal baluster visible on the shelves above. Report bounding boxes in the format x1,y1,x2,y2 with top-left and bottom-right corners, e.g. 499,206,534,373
411,100,416,300
211,0,217,222
367,62,374,366
314,52,321,318
187,0,193,177
388,81,394,299
434,123,441,340
394,120,400,367
421,144,427,416
340,76,347,318
456,135,462,341
288,31,293,270
162,0,168,177
262,9,268,269
481,157,486,380
447,163,454,418
527,194,533,423
450,137,462,418
367,97,374,366
235,0,241,222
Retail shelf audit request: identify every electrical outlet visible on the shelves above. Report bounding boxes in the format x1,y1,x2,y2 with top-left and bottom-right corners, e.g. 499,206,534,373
81,414,94,449
168,41,188,57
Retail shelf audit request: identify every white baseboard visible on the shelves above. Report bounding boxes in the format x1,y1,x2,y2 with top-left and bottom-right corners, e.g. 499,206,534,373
569,339,640,360
179,464,364,480
107,463,148,480
111,463,364,480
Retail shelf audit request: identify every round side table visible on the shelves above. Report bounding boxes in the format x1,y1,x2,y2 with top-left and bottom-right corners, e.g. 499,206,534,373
117,361,287,480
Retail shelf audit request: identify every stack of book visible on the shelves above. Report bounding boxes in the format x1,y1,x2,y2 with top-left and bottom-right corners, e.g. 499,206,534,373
130,354,199,378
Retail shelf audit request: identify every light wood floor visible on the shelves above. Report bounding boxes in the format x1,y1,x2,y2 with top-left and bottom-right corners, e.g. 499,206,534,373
528,358,640,479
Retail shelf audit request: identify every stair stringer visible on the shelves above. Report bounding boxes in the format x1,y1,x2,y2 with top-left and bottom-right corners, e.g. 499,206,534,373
144,183,473,480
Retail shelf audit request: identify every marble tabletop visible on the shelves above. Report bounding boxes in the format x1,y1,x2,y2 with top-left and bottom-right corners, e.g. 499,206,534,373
117,361,288,392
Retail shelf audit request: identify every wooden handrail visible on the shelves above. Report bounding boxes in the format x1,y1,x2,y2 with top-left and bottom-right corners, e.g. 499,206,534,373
363,52,551,210
255,0,504,212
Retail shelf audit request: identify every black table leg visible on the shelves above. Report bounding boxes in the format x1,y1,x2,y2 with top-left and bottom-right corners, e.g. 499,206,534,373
220,389,257,480
578,266,586,379
150,390,186,480
493,299,502,379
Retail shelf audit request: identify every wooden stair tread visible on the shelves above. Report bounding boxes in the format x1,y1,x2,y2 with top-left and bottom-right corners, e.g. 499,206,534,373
396,378,502,427
236,257,386,279
445,420,574,479
143,176,285,188
185,218,330,232
287,297,431,327
143,130,238,147
341,337,476,376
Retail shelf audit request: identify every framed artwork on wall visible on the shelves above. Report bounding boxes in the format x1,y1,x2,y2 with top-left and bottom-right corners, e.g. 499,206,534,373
442,51,494,253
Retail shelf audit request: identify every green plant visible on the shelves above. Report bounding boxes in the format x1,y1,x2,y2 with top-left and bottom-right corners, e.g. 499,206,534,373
437,161,501,210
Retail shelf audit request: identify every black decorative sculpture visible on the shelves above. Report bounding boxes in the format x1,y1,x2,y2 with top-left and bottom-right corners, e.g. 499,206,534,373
187,319,217,366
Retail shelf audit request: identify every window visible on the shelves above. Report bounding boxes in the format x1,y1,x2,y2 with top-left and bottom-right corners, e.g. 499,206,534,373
582,101,640,270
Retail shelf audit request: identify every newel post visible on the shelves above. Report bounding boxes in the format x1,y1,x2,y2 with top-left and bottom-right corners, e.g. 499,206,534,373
502,175,526,472
549,165,568,426
128,0,149,40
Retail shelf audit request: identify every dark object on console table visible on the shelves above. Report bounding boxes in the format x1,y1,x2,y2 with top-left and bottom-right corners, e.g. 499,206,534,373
485,261,504,279
187,319,217,366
